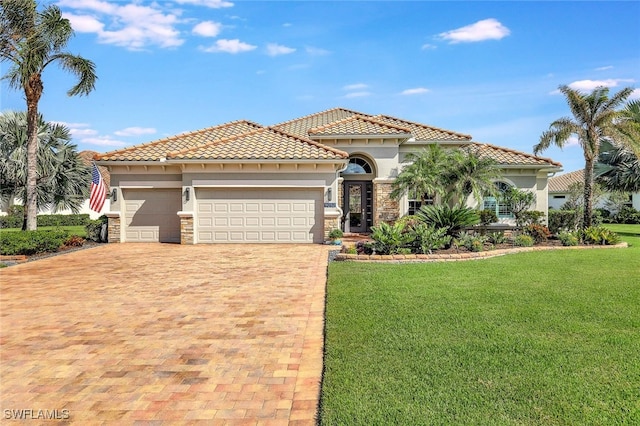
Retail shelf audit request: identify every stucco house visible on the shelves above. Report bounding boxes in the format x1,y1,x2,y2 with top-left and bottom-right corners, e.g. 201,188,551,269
548,169,640,211
95,108,562,244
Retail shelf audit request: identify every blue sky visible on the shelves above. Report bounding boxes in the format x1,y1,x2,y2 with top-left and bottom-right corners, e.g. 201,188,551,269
2,0,639,173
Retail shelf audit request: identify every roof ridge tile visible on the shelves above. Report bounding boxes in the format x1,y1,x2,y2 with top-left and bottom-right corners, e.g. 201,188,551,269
375,114,472,140
472,142,562,167
272,107,368,127
268,126,349,158
308,114,412,134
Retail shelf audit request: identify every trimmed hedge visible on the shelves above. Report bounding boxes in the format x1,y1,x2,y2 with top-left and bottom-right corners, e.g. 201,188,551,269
0,230,70,255
0,212,91,228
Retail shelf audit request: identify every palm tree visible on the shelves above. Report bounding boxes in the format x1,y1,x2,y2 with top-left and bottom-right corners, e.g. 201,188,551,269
0,110,90,229
534,85,634,228
446,149,501,206
390,144,450,204
1,0,97,230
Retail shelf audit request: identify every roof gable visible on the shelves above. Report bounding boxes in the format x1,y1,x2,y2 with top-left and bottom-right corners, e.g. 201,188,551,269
97,120,263,161
374,114,472,141
308,115,412,138
168,127,348,161
272,107,365,138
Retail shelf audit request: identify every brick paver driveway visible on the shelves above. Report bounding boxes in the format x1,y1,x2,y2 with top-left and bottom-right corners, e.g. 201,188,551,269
1,243,332,425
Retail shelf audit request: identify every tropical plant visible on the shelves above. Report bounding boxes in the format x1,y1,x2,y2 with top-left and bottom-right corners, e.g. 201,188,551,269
596,140,640,193
478,209,498,226
524,224,552,243
370,222,413,255
582,226,621,245
486,231,506,245
447,149,502,205
534,85,634,229
416,204,479,240
390,145,450,204
614,206,640,224
513,234,534,247
456,232,486,252
499,187,537,226
558,231,580,246
1,0,97,230
412,223,451,254
0,111,90,229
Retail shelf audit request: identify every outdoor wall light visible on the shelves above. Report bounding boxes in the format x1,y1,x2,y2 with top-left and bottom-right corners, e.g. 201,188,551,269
111,188,117,202
327,187,332,201
184,187,190,202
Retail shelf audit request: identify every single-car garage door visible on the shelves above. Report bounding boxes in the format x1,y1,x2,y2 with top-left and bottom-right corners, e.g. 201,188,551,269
124,189,181,243
196,188,323,243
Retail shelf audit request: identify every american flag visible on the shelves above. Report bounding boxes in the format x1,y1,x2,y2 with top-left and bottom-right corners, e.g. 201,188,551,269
89,162,106,212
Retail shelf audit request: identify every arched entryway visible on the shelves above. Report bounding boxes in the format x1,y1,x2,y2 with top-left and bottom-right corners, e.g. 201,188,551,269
340,156,375,233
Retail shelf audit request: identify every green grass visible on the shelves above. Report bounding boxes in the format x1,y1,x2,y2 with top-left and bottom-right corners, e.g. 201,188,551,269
0,225,87,237
321,224,640,425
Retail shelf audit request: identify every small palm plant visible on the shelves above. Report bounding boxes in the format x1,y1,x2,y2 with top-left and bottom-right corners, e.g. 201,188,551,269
416,204,480,242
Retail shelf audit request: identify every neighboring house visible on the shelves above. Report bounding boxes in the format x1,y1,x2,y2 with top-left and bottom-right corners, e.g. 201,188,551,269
96,108,562,244
0,150,110,220
548,169,640,211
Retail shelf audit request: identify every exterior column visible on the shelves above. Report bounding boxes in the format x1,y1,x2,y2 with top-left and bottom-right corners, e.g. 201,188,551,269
178,212,194,245
373,179,399,226
105,212,121,243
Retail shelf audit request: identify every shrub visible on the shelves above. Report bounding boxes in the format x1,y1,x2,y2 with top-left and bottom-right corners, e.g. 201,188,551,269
0,230,69,255
394,215,422,233
371,222,413,255
514,234,534,247
558,231,580,246
524,224,552,243
37,214,91,227
487,231,506,245
456,232,487,252
85,215,108,242
615,206,640,224
328,228,343,239
416,204,479,239
582,226,621,245
518,210,545,226
64,235,86,247
0,205,24,229
478,209,497,226
412,224,451,254
549,210,580,234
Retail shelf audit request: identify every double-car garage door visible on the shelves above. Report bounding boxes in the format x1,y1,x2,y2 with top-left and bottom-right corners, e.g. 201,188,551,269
196,188,323,243
123,187,323,243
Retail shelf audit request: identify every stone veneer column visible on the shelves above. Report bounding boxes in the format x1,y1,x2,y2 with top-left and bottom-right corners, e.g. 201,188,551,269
323,215,340,240
178,212,194,245
373,180,399,226
105,212,121,243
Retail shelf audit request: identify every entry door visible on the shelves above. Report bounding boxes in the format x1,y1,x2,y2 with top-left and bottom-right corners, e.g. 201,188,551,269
344,181,372,233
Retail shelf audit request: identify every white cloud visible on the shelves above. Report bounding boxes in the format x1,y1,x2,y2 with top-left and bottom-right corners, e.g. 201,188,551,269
114,127,156,137
595,66,614,71
200,39,257,53
266,43,296,56
629,89,640,100
401,87,430,95
438,18,510,43
305,46,331,56
344,92,371,99
421,43,436,50
192,21,222,37
59,0,184,50
565,135,580,147
343,83,368,91
173,0,234,8
566,79,635,91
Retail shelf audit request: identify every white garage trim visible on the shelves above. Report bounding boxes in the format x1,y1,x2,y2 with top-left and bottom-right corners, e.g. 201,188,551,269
123,189,182,243
192,179,326,188
196,188,323,244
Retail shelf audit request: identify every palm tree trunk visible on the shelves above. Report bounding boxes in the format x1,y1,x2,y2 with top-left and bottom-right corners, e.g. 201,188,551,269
583,158,595,229
25,76,42,231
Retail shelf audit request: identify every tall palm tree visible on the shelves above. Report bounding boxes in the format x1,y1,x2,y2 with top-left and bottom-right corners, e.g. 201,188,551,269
1,0,97,230
0,110,90,228
534,85,634,228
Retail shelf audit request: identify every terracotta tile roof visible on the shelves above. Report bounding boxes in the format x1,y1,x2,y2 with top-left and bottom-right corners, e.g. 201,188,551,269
374,114,472,141
96,121,263,161
548,169,584,192
464,143,563,168
272,107,365,138
308,115,412,137
78,150,110,189
168,127,348,160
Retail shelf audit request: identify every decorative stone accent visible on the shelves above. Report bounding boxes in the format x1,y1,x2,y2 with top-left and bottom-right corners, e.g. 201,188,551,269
106,214,120,243
373,182,399,226
324,216,340,240
178,212,194,245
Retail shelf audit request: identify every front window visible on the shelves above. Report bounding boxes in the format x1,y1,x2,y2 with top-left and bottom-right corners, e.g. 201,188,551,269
343,157,372,175
483,182,513,219
408,192,434,215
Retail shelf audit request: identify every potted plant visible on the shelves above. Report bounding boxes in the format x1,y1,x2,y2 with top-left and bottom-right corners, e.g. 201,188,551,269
328,228,343,245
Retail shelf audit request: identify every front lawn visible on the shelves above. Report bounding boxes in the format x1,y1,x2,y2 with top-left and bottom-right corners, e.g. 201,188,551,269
321,225,640,425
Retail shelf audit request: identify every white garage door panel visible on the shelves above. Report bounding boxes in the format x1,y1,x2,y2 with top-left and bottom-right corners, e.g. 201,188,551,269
124,189,181,243
196,188,323,243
